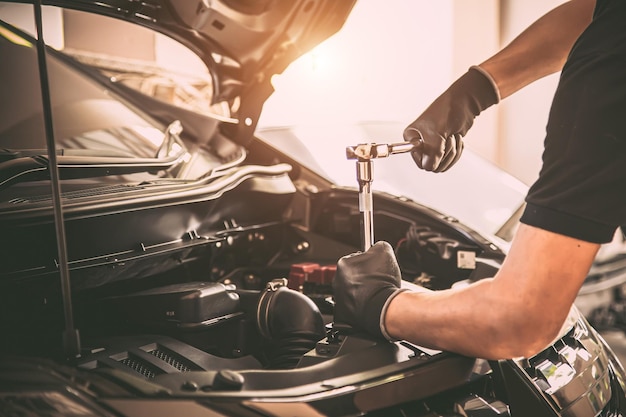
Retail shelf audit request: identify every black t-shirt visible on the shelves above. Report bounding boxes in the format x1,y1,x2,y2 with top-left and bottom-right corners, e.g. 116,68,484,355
520,0,626,243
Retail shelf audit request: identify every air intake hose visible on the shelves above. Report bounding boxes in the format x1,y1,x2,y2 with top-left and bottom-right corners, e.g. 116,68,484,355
256,279,325,369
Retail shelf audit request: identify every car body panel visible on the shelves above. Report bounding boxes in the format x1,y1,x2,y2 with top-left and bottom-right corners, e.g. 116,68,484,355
1,2,626,416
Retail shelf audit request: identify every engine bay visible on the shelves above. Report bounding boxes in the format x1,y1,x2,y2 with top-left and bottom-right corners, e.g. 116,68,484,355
65,193,491,397
0,182,501,380
2,175,623,417
83,189,499,380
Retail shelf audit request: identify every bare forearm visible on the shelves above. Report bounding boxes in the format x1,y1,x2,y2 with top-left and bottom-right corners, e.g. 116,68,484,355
384,279,539,359
384,224,600,360
481,0,595,99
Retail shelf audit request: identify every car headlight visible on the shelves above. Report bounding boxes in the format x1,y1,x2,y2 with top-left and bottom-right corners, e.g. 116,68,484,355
514,306,624,417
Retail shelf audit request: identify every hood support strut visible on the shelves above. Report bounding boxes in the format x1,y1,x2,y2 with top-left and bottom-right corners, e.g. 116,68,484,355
34,0,81,360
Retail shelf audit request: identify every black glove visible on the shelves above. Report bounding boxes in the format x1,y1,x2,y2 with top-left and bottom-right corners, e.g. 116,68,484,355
332,241,406,340
404,66,499,172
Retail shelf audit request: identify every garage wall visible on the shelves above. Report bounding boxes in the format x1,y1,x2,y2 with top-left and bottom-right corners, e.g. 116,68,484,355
259,0,534,181
63,9,155,61
261,0,570,186
259,0,502,170
259,1,458,128
0,3,64,48
497,0,565,185
451,0,500,169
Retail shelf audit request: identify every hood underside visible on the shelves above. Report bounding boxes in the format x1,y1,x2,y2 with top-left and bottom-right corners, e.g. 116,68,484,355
43,0,356,141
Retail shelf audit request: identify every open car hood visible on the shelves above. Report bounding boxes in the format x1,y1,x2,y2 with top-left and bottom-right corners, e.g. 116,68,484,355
3,4,626,415
48,0,356,142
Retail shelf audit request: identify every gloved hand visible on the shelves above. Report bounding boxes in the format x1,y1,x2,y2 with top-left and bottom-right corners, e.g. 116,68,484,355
332,241,406,340
404,66,500,172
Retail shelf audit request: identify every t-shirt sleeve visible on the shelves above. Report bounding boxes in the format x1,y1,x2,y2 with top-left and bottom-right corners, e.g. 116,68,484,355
520,0,626,244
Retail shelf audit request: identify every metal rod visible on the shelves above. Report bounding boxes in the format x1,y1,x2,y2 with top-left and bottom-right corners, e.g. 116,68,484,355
357,160,374,251
34,0,81,359
347,141,417,251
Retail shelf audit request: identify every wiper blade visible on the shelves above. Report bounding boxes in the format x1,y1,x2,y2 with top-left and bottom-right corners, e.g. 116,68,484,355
0,156,49,188
0,148,62,163
0,121,189,189
0,149,188,191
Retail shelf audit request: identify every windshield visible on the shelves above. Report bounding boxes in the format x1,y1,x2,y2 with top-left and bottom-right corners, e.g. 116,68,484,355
257,121,528,240
0,10,237,192
0,21,163,157
0,22,200,194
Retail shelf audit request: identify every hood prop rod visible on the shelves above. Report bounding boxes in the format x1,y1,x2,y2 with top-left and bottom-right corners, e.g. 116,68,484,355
34,0,81,360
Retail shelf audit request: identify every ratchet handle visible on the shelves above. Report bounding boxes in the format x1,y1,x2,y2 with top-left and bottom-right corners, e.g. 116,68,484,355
346,142,418,161
346,141,421,252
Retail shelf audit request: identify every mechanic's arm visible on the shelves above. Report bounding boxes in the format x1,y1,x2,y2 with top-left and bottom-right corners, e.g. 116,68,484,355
405,0,595,172
384,224,600,359
480,0,595,98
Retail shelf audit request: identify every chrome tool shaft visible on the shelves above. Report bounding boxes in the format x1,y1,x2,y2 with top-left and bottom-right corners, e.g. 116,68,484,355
346,142,416,251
